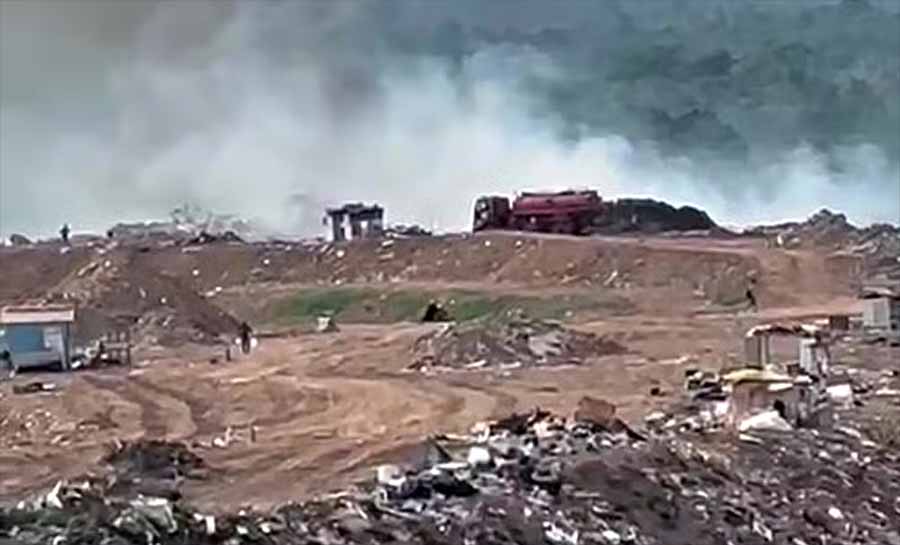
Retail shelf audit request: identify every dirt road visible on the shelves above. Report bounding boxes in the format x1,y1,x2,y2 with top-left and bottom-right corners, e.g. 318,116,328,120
0,301,855,511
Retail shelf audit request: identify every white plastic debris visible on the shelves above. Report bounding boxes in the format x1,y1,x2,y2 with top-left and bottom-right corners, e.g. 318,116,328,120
467,446,492,467
470,421,491,442
738,410,792,432
544,521,579,545
44,481,64,510
193,513,217,535
753,518,773,542
826,383,854,406
828,506,844,520
533,419,563,439
603,270,620,287
739,433,764,445
130,496,177,533
601,529,622,545
376,464,404,486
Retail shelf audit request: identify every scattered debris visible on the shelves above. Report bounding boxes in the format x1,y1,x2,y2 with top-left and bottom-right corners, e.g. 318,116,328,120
5,394,899,545
737,409,793,432
411,317,625,371
186,230,244,245
385,224,432,238
12,381,58,395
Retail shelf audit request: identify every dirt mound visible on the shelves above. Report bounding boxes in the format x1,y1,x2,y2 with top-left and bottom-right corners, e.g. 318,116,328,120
593,197,717,234
410,317,626,371
51,248,240,346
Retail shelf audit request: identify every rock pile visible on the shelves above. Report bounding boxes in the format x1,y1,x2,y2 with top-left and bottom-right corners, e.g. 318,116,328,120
410,317,626,371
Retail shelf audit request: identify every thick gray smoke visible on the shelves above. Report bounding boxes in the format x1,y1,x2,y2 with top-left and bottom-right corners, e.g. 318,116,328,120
1,0,898,238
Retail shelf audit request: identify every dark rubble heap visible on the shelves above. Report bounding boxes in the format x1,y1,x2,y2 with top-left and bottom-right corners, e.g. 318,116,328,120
3,389,900,545
410,317,626,372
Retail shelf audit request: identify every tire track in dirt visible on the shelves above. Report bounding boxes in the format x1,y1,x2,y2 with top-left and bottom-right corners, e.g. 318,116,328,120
250,379,335,429
127,375,219,437
82,374,171,438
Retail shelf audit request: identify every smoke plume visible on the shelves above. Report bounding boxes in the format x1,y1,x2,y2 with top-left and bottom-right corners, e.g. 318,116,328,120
1,0,898,238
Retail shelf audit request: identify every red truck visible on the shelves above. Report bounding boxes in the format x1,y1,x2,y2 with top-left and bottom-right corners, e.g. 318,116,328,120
472,190,716,236
472,190,605,236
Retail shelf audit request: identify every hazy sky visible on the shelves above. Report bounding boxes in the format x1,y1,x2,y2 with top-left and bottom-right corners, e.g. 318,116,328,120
1,0,898,238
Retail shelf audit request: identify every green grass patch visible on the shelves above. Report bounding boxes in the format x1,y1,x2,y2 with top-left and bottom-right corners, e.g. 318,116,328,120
274,288,367,320
269,287,633,327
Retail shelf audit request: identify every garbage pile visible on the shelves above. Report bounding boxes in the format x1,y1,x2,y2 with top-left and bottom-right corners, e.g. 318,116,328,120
107,205,261,244
410,317,626,371
747,209,858,249
747,209,900,274
384,224,433,238
4,394,899,545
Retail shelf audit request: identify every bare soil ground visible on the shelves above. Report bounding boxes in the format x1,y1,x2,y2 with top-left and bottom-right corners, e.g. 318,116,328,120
0,232,876,511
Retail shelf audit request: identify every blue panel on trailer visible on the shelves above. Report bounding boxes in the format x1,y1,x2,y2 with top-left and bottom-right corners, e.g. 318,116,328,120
5,324,46,352
0,322,71,369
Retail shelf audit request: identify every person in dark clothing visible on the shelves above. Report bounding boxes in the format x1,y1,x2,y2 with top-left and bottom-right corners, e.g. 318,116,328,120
746,282,758,312
60,224,71,245
422,300,450,322
239,322,253,354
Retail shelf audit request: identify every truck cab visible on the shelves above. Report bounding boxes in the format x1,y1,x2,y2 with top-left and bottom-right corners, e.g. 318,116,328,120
472,196,512,232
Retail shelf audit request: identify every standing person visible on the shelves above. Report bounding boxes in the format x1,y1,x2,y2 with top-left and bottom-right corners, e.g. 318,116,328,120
60,224,71,245
239,321,253,355
745,280,758,312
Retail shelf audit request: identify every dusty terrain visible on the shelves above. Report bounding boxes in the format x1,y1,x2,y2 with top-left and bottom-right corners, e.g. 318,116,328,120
0,230,881,512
